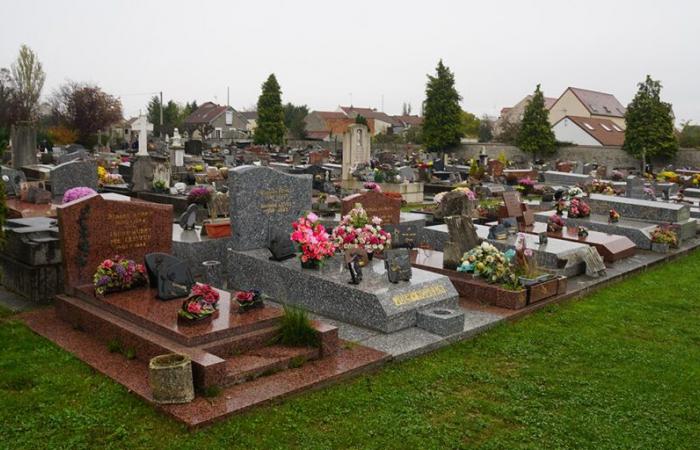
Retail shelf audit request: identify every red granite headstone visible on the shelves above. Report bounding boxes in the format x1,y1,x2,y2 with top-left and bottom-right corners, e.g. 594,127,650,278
57,194,173,291
556,161,573,172
487,160,505,177
502,191,523,218
341,190,401,225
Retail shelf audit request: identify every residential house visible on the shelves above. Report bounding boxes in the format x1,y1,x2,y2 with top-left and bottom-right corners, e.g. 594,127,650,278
494,94,557,135
240,111,258,133
548,87,626,129
391,115,423,134
183,102,248,142
552,115,625,147
305,110,376,141
338,106,396,135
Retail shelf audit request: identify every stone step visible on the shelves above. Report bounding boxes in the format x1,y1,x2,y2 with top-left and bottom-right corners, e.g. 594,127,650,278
223,345,319,386
202,325,281,358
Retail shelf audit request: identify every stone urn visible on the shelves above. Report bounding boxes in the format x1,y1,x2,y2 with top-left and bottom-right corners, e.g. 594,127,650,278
148,354,195,404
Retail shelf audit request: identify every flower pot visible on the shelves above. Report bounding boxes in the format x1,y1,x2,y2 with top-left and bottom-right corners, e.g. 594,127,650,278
651,242,670,253
301,259,322,270
149,354,195,404
204,221,231,238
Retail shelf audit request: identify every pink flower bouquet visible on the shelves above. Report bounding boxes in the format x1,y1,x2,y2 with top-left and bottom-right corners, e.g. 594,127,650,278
290,212,337,265
178,283,219,321
332,205,391,254
63,187,97,204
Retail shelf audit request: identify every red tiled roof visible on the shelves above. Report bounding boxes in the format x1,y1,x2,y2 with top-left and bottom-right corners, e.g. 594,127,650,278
568,87,626,118
316,111,347,120
184,102,228,124
543,97,557,110
339,106,397,124
563,115,625,146
394,115,423,127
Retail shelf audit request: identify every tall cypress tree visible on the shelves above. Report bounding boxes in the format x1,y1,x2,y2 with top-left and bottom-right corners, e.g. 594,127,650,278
623,75,678,167
254,74,286,146
516,84,556,160
422,60,463,151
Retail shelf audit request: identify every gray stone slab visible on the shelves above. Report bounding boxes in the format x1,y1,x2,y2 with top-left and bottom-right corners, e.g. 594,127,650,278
683,188,700,198
534,210,655,249
50,159,98,199
228,166,311,251
359,327,444,359
543,170,594,186
227,247,460,333
416,308,465,336
587,193,690,223
171,225,232,281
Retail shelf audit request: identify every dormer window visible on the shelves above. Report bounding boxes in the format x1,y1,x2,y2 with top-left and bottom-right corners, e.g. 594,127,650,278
584,122,595,130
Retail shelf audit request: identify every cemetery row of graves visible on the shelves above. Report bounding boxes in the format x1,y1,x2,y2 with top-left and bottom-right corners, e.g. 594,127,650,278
3,121,699,427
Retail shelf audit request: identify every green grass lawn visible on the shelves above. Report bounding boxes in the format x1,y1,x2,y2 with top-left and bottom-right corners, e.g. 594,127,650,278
1,252,699,449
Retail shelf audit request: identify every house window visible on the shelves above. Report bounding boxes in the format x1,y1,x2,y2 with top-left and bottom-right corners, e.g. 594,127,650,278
601,124,612,131
611,124,622,132
225,111,233,126
584,122,595,130
215,129,222,139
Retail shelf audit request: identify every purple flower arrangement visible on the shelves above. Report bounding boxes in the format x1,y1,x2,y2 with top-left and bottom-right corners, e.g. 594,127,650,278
187,186,212,205
62,187,97,204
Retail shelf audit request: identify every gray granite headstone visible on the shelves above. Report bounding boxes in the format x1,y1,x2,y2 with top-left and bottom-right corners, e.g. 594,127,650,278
1,166,27,197
228,165,311,251
398,166,416,182
543,171,594,186
57,149,88,165
625,176,645,199
50,160,98,199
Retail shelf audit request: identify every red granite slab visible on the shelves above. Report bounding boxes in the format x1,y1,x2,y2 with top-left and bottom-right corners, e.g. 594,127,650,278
6,198,56,219
73,285,283,346
526,222,636,262
21,308,389,429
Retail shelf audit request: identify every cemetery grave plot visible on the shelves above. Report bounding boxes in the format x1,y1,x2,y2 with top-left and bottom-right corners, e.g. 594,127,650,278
24,192,387,428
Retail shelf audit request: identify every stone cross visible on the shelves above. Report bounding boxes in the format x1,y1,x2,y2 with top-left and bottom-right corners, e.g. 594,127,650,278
131,115,154,156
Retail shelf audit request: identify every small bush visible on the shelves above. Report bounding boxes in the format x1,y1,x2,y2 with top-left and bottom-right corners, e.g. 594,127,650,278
107,340,122,353
276,306,319,347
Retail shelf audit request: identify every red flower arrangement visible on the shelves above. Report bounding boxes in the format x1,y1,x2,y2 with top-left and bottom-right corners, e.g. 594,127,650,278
609,209,620,223
235,289,264,312
178,283,219,321
547,214,566,232
567,198,591,218
290,212,337,266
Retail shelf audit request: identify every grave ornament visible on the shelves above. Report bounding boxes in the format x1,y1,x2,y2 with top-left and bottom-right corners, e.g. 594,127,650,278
178,204,198,230
384,248,412,283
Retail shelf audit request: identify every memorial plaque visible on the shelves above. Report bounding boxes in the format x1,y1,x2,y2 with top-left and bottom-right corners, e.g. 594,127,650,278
384,248,412,283
229,166,311,251
57,194,172,290
341,190,401,225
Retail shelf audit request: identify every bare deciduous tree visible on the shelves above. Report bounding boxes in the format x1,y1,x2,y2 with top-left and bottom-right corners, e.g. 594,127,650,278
10,45,45,121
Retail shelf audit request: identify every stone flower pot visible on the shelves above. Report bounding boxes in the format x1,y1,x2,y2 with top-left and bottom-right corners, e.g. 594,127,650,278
149,354,195,404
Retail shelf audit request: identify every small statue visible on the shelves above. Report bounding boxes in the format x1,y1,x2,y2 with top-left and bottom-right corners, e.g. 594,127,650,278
345,248,369,285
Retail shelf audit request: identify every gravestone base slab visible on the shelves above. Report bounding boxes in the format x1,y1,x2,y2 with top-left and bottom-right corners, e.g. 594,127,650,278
416,308,465,336
227,248,459,333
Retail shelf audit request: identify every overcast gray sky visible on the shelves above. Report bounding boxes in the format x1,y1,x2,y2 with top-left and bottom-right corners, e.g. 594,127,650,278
1,0,698,123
